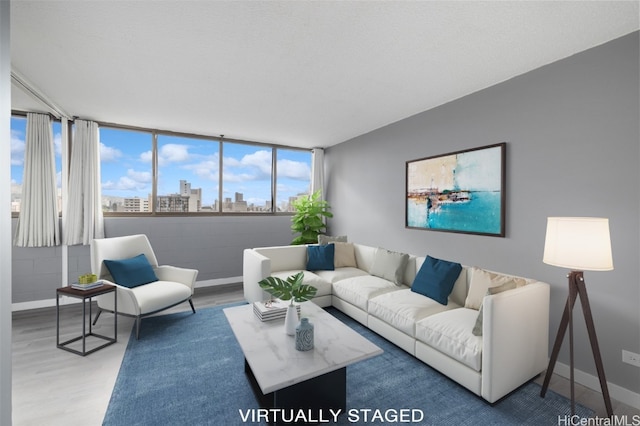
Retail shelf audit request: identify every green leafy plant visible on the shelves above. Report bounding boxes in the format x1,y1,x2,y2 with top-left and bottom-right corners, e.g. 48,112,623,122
258,272,317,306
290,190,333,245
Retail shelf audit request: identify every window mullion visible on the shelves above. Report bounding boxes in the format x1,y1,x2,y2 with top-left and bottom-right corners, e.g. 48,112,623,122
218,136,224,213
152,131,158,214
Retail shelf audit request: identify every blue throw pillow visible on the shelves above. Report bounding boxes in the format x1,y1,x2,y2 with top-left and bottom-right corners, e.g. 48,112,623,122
411,255,462,305
306,244,335,271
103,253,158,288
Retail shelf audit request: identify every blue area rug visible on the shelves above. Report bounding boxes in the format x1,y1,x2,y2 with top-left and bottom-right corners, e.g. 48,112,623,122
103,303,593,425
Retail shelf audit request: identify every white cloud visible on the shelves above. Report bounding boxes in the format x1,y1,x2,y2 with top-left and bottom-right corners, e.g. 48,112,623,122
222,171,257,183
11,129,25,166
53,132,62,158
102,169,151,191
186,158,219,181
100,143,123,162
141,144,192,166
241,150,272,175
146,143,191,166
222,150,272,183
277,159,311,180
140,150,152,163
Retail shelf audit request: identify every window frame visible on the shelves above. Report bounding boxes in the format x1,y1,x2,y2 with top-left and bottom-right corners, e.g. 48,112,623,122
96,122,311,217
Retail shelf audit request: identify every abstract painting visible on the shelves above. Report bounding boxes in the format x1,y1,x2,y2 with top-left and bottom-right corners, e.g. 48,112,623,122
406,143,505,237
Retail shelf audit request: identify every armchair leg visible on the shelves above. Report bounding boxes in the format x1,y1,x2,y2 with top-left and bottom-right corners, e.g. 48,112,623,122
135,318,141,340
92,309,103,326
189,298,196,314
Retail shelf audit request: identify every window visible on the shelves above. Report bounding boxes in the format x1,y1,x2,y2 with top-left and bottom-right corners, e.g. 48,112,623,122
11,117,312,216
275,148,312,212
156,134,220,213
222,142,273,212
99,127,153,213
10,115,62,215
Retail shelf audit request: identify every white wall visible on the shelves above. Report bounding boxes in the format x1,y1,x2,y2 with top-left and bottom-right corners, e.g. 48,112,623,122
1,1,12,423
325,32,640,397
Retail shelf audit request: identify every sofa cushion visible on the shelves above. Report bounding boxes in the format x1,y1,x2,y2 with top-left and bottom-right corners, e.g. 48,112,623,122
370,248,409,285
368,289,460,337
103,253,158,288
132,281,192,315
314,267,369,284
332,275,403,311
334,242,358,268
271,270,332,297
411,256,462,305
415,308,483,371
306,244,335,271
465,267,527,310
318,234,348,245
472,280,519,336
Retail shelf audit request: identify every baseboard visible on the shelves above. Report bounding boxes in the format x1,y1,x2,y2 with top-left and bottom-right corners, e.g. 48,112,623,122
11,276,244,312
553,361,640,410
194,276,243,288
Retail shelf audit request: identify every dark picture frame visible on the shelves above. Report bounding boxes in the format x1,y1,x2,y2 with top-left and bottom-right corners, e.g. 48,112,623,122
406,142,506,237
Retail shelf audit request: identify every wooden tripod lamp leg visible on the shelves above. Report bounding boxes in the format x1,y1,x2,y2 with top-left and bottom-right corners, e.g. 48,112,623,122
575,274,614,417
540,271,614,418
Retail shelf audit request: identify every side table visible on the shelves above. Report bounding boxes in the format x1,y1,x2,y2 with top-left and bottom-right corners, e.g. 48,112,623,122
56,284,117,356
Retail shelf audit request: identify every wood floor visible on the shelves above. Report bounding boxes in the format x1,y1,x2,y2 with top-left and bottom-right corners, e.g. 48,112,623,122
12,284,639,425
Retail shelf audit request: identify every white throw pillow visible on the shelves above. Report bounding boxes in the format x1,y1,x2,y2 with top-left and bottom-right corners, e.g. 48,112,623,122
318,235,347,245
464,267,527,310
369,248,409,285
472,281,519,336
334,242,357,268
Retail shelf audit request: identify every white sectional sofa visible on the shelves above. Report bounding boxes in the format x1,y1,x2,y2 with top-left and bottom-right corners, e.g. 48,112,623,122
243,242,550,403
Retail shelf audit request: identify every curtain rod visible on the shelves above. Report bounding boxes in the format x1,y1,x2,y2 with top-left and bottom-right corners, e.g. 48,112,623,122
11,69,70,119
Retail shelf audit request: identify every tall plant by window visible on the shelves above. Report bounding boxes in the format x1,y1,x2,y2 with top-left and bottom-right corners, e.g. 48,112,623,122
290,190,333,245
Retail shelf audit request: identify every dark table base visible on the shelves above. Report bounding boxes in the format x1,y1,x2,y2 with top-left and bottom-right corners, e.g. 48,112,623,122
244,359,346,425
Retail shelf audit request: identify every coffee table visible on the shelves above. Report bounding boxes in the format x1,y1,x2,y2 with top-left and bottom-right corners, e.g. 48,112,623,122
223,302,382,422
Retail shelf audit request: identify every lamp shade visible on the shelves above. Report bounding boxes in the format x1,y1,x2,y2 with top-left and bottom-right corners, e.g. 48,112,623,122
543,217,613,271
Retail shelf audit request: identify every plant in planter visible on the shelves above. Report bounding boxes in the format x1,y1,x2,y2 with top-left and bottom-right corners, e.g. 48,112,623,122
258,271,317,335
290,190,333,245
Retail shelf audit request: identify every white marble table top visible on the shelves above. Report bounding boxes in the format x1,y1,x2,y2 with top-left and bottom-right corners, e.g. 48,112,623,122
223,302,383,394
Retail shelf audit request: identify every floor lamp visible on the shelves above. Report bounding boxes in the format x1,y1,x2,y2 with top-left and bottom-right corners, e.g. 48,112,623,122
540,217,614,417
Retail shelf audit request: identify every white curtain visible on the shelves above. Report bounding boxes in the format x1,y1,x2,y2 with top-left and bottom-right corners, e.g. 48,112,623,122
14,113,60,247
63,120,104,245
310,148,324,198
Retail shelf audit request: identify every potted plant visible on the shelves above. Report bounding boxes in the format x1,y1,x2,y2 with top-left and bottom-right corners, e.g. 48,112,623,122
290,190,333,245
258,272,317,335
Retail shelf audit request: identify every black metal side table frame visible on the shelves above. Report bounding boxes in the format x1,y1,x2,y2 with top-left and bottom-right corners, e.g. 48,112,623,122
56,284,117,356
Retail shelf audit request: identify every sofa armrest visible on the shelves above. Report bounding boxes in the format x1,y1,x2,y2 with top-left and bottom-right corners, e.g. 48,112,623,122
155,265,198,292
481,282,550,403
243,249,272,303
94,279,141,316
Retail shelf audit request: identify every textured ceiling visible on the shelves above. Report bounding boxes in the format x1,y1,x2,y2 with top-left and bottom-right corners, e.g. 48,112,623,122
10,1,639,149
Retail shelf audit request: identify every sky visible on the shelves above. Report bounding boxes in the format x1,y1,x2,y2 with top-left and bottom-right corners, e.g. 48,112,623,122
10,117,312,209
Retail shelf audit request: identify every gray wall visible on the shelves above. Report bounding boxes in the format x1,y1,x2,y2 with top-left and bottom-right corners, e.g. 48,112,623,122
12,215,293,303
325,32,640,394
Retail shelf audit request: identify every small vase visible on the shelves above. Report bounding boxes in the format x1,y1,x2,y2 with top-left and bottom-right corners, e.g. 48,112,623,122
284,304,298,336
295,317,314,351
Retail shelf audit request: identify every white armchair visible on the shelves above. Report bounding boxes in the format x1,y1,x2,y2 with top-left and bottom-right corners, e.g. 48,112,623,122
90,234,198,339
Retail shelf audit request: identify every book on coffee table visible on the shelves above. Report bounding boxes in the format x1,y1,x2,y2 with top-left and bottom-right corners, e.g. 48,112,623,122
253,299,300,321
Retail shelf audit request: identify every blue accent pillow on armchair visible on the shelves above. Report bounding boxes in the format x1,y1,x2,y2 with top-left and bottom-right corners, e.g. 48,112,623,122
103,253,159,288
411,255,462,305
306,244,335,271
